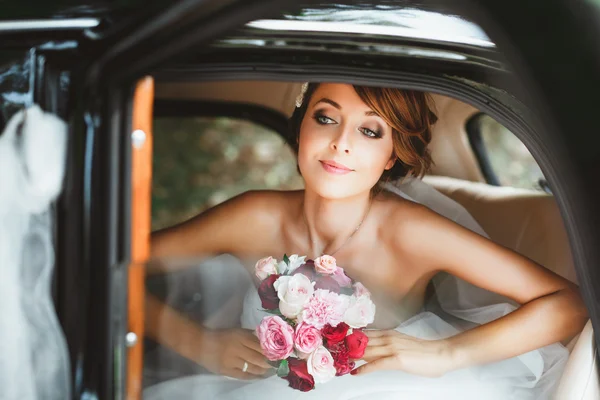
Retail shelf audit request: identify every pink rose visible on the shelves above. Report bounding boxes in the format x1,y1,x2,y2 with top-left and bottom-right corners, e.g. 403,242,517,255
256,316,295,361
294,323,323,358
301,289,349,329
331,267,352,287
314,255,337,275
353,282,371,298
343,295,376,328
255,256,278,280
274,274,314,318
307,346,337,383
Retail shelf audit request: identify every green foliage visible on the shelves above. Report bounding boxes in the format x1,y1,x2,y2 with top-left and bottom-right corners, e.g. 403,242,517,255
276,359,290,378
152,117,303,230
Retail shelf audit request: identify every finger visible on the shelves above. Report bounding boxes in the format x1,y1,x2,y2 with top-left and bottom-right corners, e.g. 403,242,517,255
362,346,394,361
234,357,269,376
238,347,271,369
364,330,396,338
365,336,393,346
240,334,264,354
352,357,397,376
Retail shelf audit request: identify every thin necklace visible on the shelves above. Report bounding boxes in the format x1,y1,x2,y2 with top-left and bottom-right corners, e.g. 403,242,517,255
302,199,373,258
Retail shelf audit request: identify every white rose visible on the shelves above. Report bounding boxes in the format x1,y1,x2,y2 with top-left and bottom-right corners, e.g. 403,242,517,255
343,295,376,328
274,274,314,318
307,346,337,384
276,260,288,274
254,256,278,280
353,282,371,298
287,254,307,273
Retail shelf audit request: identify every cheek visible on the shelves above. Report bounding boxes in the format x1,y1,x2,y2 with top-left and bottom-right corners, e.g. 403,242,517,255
360,140,394,171
297,123,325,163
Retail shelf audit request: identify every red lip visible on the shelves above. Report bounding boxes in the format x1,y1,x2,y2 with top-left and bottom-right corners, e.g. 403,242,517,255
319,160,353,174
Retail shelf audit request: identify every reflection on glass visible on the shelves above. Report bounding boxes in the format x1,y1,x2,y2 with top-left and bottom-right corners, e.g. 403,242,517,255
478,115,545,191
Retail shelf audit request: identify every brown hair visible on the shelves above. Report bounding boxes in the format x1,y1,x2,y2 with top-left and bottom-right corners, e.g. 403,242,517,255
289,83,437,182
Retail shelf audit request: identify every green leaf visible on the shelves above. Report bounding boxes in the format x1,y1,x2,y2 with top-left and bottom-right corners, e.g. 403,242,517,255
283,254,290,266
261,308,283,316
277,359,290,378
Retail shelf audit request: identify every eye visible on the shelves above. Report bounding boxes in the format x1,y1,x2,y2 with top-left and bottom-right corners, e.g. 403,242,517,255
360,127,381,138
313,113,336,125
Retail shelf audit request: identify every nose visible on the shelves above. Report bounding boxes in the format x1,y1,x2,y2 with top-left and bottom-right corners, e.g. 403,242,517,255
330,124,352,154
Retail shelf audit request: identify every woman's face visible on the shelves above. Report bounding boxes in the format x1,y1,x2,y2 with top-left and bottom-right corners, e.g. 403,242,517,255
297,83,395,199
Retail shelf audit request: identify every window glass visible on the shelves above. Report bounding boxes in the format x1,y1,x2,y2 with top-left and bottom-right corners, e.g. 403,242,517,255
152,117,303,230
478,114,546,191
248,3,493,47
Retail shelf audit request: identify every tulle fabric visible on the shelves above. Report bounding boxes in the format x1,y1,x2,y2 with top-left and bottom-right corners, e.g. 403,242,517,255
0,106,70,400
143,177,569,399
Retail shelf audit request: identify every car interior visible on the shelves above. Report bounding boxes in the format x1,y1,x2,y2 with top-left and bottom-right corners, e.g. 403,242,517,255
150,79,598,398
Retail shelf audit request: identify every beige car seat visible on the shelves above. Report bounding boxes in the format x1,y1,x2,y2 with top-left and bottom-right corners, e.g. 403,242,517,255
423,175,598,399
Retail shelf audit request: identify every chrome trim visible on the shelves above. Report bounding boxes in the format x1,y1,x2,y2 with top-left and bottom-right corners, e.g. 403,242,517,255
0,19,100,32
246,20,495,48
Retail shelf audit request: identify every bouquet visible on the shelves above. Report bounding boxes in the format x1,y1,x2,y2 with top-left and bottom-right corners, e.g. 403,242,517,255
254,254,376,392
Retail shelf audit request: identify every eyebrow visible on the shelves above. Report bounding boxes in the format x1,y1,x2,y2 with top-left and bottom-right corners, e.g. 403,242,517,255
314,97,380,117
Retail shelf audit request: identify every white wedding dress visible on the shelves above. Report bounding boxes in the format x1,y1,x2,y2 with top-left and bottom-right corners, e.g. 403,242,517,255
143,178,569,400
0,106,70,399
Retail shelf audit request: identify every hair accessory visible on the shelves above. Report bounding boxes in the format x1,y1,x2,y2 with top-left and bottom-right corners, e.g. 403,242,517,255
295,82,309,108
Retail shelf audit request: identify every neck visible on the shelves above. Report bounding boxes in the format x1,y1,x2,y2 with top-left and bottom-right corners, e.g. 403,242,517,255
300,188,372,258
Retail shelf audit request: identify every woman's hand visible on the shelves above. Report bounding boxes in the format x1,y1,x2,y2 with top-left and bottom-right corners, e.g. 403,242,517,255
198,328,272,380
353,330,455,377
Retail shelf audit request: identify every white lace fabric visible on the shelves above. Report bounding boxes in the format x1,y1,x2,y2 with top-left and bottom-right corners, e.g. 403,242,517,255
0,106,70,400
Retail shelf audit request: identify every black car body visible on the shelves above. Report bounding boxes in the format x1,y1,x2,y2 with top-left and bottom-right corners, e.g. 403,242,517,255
1,1,599,399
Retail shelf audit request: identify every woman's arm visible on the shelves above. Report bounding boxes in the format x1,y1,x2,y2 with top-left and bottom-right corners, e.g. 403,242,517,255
358,202,588,376
149,190,279,273
145,190,277,377
407,204,588,368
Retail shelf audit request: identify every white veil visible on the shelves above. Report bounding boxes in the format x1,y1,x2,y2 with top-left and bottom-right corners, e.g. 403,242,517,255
383,177,568,398
0,106,70,400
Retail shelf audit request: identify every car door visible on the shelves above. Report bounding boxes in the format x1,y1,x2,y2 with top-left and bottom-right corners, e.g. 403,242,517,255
86,1,600,399
59,2,297,400
1,2,296,400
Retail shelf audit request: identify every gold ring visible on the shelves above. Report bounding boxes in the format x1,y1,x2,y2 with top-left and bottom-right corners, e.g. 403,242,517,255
242,361,248,372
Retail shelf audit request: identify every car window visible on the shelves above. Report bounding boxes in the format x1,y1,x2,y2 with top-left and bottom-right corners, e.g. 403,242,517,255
468,114,547,192
152,116,303,230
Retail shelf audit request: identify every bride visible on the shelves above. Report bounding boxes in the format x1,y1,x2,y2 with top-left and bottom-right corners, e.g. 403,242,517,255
143,83,587,399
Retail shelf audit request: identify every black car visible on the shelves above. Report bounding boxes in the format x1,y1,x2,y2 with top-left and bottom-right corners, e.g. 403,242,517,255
1,1,599,399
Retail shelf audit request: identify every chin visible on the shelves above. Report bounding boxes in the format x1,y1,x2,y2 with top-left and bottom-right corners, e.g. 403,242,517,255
303,174,377,200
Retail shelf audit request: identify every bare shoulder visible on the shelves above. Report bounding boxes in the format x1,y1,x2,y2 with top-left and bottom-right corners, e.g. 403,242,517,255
151,189,300,259
378,192,459,262
232,189,301,221
378,191,440,235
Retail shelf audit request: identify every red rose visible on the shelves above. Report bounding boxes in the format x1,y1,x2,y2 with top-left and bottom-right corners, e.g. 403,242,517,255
285,357,315,392
335,358,355,376
292,260,316,280
327,340,348,354
258,274,280,310
321,322,349,344
329,343,355,376
314,275,341,293
345,330,368,359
